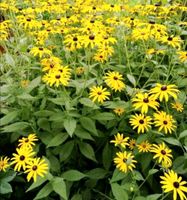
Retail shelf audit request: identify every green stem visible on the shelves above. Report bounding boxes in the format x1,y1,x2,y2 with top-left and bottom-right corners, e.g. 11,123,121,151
92,189,114,200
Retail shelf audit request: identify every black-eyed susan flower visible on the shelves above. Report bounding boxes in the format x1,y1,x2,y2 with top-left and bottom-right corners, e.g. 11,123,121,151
110,133,129,148
11,147,35,171
30,47,52,58
137,140,152,153
76,67,85,75
154,111,176,134
149,83,179,102
0,156,10,172
89,86,110,103
128,139,136,150
129,113,152,134
64,34,82,51
171,102,184,112
150,142,172,165
132,92,159,114
104,71,125,92
40,56,62,72
177,51,187,62
160,35,182,49
18,133,38,149
25,157,48,182
113,107,125,116
114,151,137,173
160,170,187,200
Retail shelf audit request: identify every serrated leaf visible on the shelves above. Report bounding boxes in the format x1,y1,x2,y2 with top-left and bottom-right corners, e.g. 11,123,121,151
74,126,94,141
62,170,86,181
47,132,68,148
179,130,187,139
148,169,158,176
34,182,52,200
161,137,181,146
0,111,19,126
79,117,98,136
78,142,97,162
52,177,67,200
91,112,115,121
111,183,128,200
26,176,48,192
2,122,29,132
86,168,107,179
64,118,77,137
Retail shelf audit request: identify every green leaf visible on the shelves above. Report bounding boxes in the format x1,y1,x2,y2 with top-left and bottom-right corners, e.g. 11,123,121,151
52,177,67,200
17,93,36,100
111,183,128,200
5,53,15,67
74,126,94,141
79,98,99,109
37,118,50,131
64,118,77,137
80,117,98,136
2,122,29,132
34,182,53,200
0,171,16,182
0,111,19,126
71,194,82,200
161,137,181,146
47,132,68,148
34,110,55,117
86,168,107,179
91,112,115,121
127,74,136,86
62,170,86,181
133,171,144,181
78,142,97,162
102,143,112,170
146,194,162,200
26,176,48,192
59,141,74,162
148,169,158,176
110,169,127,183
0,182,12,194
179,130,187,139
26,76,41,93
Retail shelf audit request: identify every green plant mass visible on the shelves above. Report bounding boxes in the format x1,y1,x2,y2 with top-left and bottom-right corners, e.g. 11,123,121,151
0,0,187,200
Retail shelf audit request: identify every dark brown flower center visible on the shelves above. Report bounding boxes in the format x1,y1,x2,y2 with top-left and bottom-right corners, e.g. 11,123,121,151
90,20,95,23
173,181,180,188
89,35,95,40
149,21,155,24
25,139,29,143
163,120,168,125
55,75,61,79
50,64,54,68
123,158,127,162
111,4,114,7
32,165,38,171
20,155,25,161
113,76,118,80
139,119,144,124
143,98,149,103
167,37,173,41
92,6,96,10
26,18,31,22
97,92,102,95
161,150,166,155
99,55,103,58
161,85,167,91
73,37,78,41
39,47,43,51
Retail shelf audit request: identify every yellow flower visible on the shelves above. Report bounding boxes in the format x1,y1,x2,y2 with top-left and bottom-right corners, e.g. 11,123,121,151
160,170,187,200
18,133,38,149
137,140,152,153
104,71,125,92
129,113,152,134
149,83,179,102
128,139,136,150
40,56,62,72
64,34,82,51
132,92,159,114
89,86,110,103
25,158,48,182
177,51,187,62
76,67,85,75
11,147,35,171
0,156,10,172
171,102,184,112
150,143,172,165
113,107,125,116
21,80,30,88
110,133,129,148
113,151,137,173
160,36,182,49
42,66,71,87
30,47,52,58
154,111,176,134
